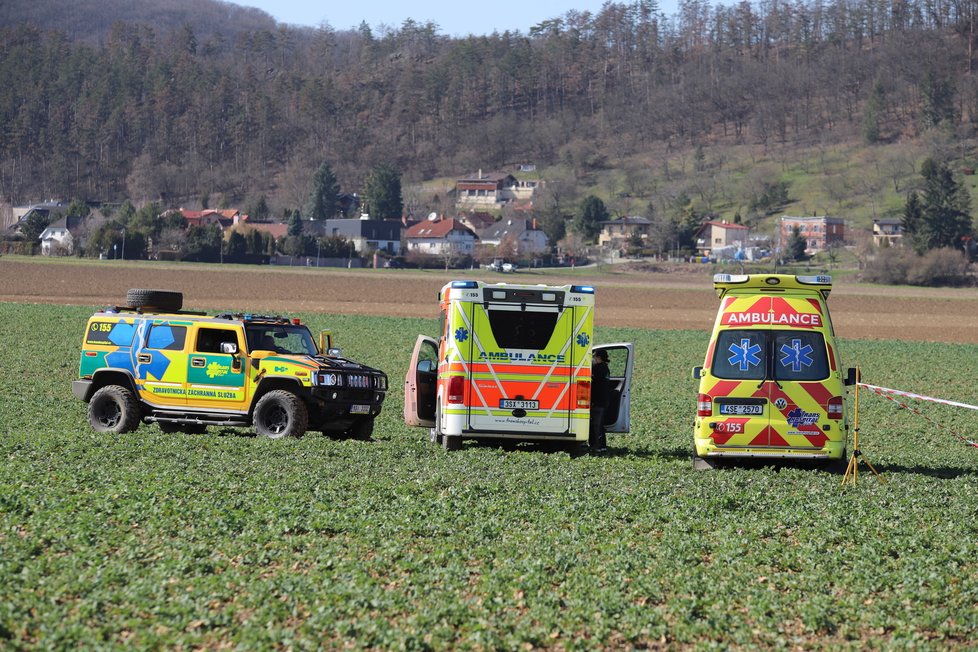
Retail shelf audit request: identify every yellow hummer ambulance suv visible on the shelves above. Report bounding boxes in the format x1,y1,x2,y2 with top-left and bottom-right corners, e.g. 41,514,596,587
404,281,633,451
73,289,387,439
692,274,856,469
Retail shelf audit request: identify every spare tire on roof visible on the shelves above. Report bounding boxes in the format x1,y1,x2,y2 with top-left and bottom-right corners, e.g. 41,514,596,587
126,288,183,312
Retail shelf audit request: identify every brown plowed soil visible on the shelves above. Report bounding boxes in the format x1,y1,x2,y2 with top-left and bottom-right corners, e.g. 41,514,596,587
2,258,976,343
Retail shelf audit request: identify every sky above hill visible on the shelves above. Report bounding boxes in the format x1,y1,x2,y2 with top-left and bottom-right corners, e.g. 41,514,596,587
236,0,679,36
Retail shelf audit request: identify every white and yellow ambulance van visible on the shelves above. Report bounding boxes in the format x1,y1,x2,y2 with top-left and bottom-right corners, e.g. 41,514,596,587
692,274,856,469
404,281,633,450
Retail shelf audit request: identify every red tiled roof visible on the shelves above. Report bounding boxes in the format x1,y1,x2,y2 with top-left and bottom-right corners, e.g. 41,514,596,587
406,218,476,239
243,223,289,239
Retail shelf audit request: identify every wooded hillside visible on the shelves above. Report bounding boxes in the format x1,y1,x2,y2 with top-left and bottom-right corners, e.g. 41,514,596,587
2,0,978,222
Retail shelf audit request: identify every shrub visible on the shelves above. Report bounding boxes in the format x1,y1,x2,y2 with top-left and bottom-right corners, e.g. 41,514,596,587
907,247,973,286
862,247,914,285
863,247,972,286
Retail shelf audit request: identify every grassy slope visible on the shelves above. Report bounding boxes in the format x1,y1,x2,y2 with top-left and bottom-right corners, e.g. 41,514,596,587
1,304,977,648
444,137,978,243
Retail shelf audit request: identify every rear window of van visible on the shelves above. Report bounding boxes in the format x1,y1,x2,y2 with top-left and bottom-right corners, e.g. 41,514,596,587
487,309,559,350
712,329,829,381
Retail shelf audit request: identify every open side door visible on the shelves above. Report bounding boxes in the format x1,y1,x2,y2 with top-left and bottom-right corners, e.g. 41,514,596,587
595,342,634,433
404,335,438,427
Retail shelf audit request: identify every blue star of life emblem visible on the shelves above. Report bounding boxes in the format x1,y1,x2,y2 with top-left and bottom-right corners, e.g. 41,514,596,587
455,327,469,342
577,332,590,347
728,338,762,372
780,339,814,373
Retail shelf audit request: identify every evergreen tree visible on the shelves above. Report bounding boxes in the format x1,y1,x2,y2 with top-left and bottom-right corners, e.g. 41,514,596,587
251,195,270,221
573,195,608,241
903,158,974,253
921,71,957,128
862,78,885,144
902,191,925,253
307,161,340,220
364,163,403,220
287,209,304,236
788,225,808,261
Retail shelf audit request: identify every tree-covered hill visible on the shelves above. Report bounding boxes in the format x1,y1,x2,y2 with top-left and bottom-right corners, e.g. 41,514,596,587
2,0,978,229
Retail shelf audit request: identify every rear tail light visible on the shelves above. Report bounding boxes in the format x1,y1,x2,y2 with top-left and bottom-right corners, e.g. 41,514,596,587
697,394,713,417
447,376,464,404
827,396,843,419
576,380,591,408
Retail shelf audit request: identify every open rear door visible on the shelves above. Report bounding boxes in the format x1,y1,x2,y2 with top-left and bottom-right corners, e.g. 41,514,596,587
595,343,634,433
404,335,438,427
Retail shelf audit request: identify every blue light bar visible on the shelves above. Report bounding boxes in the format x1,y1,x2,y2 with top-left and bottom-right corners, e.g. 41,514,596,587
451,280,479,289
570,285,595,294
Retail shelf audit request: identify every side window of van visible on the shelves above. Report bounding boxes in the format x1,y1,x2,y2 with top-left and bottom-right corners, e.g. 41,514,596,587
774,331,829,381
712,330,766,380
145,324,187,351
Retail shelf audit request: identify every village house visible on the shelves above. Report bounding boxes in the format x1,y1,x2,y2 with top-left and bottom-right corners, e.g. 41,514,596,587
779,215,845,253
872,218,903,247
455,170,540,209
457,211,496,232
174,209,248,229
475,217,549,256
307,218,403,254
38,215,85,255
405,218,477,256
694,220,750,257
599,216,652,249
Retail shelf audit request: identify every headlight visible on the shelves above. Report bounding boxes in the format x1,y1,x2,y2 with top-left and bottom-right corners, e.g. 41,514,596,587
374,375,388,390
316,372,340,386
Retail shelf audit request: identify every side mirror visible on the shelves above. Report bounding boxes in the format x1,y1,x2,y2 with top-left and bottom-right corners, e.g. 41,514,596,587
844,367,858,386
220,342,238,355
327,347,342,358
692,366,703,380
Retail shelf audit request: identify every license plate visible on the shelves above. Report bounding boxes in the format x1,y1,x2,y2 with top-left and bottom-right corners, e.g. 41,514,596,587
500,399,538,410
349,404,371,414
719,403,763,415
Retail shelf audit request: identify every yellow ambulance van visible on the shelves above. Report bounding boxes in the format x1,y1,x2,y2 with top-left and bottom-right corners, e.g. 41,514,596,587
692,274,856,469
404,281,633,451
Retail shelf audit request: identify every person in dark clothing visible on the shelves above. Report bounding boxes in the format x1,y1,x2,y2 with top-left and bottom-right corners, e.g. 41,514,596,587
589,349,611,453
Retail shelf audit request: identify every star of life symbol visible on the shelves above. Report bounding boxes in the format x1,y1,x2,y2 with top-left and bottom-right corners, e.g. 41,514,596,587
780,338,814,373
577,332,590,347
455,327,469,342
728,338,762,372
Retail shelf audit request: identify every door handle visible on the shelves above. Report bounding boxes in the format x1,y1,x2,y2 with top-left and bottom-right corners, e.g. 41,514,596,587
191,358,206,367
137,354,151,363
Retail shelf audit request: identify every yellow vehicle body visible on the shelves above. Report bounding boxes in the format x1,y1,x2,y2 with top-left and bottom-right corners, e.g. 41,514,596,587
404,281,634,450
692,274,855,467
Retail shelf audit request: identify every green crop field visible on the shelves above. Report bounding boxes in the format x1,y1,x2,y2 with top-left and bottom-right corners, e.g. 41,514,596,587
1,302,977,649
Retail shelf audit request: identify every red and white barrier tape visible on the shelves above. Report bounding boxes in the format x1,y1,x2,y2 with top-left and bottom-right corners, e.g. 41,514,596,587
857,383,978,448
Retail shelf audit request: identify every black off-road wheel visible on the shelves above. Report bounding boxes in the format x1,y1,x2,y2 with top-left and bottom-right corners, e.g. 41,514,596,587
351,417,375,440
126,288,183,312
253,390,309,439
88,385,142,434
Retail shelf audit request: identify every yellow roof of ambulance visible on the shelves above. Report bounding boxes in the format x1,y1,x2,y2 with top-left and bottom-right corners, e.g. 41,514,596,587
712,273,832,299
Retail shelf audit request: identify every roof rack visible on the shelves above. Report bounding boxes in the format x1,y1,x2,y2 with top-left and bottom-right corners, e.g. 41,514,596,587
102,306,208,316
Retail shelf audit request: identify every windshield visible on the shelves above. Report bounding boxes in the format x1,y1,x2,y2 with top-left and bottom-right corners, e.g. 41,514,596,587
246,325,318,356
712,329,829,381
